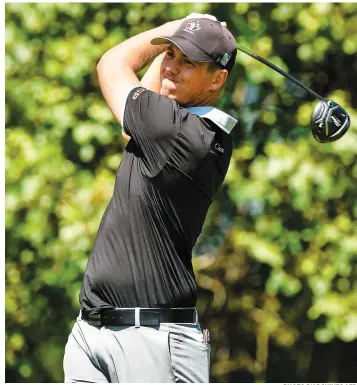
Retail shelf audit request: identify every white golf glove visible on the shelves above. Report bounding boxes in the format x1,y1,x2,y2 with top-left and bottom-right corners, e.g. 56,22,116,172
184,13,227,28
185,13,217,21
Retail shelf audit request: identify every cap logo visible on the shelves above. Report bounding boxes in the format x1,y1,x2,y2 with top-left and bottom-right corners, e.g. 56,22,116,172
221,53,231,66
183,20,201,35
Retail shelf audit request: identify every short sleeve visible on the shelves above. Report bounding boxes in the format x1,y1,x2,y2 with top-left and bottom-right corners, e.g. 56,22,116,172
122,87,181,177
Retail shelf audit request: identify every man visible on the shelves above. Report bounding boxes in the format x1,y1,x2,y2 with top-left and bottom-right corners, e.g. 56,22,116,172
63,13,237,383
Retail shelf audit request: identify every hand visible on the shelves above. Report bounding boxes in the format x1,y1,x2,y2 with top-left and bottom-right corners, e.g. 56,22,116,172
185,13,217,21
184,13,227,28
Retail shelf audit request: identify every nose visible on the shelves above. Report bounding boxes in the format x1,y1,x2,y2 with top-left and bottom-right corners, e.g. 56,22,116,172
165,58,180,75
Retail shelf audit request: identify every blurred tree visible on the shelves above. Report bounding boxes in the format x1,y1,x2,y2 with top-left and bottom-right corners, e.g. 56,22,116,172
5,2,357,382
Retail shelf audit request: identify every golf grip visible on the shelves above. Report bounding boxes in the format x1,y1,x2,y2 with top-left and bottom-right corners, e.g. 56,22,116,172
236,44,325,102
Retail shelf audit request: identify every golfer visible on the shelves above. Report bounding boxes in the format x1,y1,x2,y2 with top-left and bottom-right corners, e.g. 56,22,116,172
63,13,237,383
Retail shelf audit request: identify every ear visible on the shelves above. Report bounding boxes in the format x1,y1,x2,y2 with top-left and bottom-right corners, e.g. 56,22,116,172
209,69,229,91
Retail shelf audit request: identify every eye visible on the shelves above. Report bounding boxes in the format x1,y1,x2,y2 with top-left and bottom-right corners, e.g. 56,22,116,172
183,58,194,65
166,50,175,58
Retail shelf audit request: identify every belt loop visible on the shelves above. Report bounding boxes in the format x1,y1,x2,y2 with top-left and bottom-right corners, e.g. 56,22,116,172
135,308,140,328
195,308,198,323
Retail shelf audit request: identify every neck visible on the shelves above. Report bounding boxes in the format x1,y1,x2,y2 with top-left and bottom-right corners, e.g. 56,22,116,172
189,92,218,108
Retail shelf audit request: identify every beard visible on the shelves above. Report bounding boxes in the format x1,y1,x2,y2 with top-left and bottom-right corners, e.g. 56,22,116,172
159,79,202,107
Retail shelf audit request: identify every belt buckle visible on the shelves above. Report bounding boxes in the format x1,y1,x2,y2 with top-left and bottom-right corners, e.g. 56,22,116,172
87,312,102,326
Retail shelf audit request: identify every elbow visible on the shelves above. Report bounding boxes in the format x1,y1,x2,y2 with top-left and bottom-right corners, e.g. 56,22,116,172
96,52,128,78
97,50,116,72
97,54,108,73
96,58,102,72
96,53,118,82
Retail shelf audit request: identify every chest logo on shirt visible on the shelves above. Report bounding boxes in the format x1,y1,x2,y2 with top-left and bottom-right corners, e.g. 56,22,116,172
132,88,146,100
215,143,225,154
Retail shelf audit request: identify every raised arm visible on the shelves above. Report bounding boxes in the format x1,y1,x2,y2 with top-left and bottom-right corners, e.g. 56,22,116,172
96,20,182,126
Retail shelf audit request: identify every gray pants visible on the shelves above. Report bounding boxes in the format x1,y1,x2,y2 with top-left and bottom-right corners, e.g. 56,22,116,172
63,312,210,383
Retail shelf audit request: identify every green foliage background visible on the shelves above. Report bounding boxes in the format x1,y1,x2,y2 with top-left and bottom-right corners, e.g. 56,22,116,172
5,2,357,383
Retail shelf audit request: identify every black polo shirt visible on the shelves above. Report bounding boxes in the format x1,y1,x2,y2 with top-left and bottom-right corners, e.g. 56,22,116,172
79,86,236,312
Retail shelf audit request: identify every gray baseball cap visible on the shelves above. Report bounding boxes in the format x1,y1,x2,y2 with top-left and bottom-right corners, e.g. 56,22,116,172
151,18,237,72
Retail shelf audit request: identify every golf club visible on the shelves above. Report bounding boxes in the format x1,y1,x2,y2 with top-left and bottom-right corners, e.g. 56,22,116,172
236,44,351,143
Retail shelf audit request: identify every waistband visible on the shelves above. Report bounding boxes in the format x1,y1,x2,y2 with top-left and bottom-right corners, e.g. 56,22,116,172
81,307,198,327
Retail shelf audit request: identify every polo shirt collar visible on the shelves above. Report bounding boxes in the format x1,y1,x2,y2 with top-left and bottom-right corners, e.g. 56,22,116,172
186,106,237,134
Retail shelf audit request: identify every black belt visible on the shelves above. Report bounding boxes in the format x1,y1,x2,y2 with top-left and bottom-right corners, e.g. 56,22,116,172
81,307,197,327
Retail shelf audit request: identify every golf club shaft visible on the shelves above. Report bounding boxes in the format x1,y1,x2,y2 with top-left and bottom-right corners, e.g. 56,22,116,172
237,44,325,102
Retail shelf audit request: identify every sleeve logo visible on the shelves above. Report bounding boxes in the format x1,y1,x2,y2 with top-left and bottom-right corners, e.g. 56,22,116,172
132,88,146,100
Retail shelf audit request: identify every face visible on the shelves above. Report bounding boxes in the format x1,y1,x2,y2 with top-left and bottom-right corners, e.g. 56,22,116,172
160,44,221,107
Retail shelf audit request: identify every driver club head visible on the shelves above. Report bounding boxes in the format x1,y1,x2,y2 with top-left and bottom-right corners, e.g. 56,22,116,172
311,100,351,143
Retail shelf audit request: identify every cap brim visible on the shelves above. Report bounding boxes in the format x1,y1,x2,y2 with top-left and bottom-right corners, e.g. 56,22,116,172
151,36,213,62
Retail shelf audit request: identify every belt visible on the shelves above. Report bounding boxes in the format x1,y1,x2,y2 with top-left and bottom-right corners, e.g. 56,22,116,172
81,307,198,327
